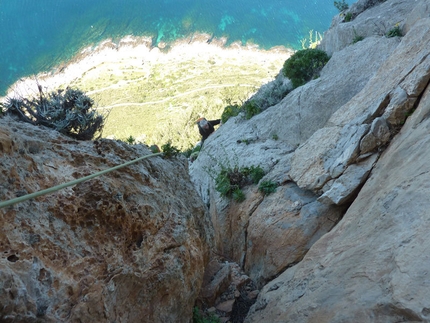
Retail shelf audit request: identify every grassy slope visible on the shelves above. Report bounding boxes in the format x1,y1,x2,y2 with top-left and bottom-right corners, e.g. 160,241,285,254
67,43,289,150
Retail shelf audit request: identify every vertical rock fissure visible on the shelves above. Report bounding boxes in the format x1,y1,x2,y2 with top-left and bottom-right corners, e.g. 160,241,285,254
241,195,265,269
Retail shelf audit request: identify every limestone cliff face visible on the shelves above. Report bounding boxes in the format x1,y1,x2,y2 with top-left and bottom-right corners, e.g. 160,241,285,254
0,117,213,323
190,0,430,321
246,85,430,322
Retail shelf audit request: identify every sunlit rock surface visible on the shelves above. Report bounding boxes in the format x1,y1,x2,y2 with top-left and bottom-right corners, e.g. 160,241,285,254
0,117,213,322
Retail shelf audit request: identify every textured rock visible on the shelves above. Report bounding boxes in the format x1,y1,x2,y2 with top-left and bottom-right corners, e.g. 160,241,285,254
189,20,398,285
191,32,397,202
318,153,378,205
0,117,212,323
199,260,231,305
189,3,415,304
245,77,430,323
197,259,257,323
320,0,415,56
244,183,345,287
359,117,391,154
208,186,264,266
289,14,430,205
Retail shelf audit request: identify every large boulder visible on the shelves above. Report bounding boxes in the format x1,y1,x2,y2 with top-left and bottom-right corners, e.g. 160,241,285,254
0,117,213,323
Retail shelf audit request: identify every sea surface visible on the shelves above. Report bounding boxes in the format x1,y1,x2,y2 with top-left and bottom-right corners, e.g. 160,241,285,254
0,0,354,96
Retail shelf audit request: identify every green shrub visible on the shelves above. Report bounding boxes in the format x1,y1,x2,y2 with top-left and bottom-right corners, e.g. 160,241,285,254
334,0,349,12
232,188,246,202
221,103,241,123
242,165,265,184
352,28,364,44
193,307,221,323
344,12,353,22
386,25,402,38
215,164,265,202
161,141,180,158
125,135,136,145
4,86,105,140
215,171,234,197
149,144,161,153
259,180,278,195
242,100,261,119
282,49,330,88
215,166,244,197
352,35,364,43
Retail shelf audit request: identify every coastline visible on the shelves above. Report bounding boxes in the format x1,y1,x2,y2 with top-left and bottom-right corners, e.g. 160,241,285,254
2,33,294,100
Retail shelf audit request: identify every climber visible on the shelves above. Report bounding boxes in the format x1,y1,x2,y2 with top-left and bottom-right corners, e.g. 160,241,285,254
196,117,221,145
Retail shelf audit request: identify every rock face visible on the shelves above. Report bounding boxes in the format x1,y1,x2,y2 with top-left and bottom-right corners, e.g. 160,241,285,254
190,0,411,287
320,0,413,55
190,0,430,321
245,69,430,323
0,117,213,323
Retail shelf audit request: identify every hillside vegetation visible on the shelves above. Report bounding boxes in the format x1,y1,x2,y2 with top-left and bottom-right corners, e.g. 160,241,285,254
65,43,290,150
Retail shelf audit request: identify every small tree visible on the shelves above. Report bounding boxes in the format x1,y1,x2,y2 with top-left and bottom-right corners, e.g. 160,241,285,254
334,0,349,12
4,85,105,140
282,49,330,88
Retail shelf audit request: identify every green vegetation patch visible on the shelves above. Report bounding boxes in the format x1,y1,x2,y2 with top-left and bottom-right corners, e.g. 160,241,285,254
242,100,261,120
193,307,221,323
334,0,349,12
4,87,105,140
258,180,278,195
66,48,287,150
215,165,265,202
386,25,402,38
221,103,241,123
344,12,353,22
282,48,330,88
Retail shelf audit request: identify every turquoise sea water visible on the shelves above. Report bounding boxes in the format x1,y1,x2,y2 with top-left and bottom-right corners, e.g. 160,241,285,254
0,0,354,96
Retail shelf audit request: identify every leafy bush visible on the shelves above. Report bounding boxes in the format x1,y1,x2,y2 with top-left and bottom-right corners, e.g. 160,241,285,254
221,103,241,123
221,100,262,122
344,12,353,22
4,86,105,140
161,141,180,158
242,165,265,184
242,100,261,120
215,166,246,199
334,0,349,12
232,188,246,202
259,180,278,195
125,135,136,145
386,25,402,38
215,164,265,202
149,144,161,153
282,49,330,88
